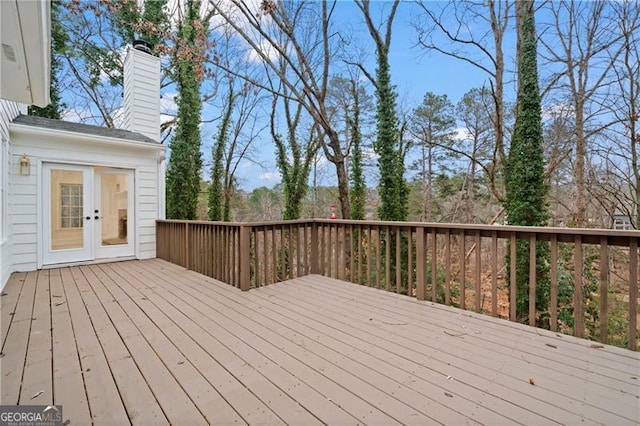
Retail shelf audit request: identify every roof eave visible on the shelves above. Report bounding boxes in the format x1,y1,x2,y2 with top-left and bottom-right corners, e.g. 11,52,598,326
0,0,51,107
10,122,166,152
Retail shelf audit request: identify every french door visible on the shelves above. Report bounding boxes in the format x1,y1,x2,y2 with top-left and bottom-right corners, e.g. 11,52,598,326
42,163,134,265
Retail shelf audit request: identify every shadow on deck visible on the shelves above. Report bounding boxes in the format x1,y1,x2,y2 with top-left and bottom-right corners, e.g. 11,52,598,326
2,259,639,425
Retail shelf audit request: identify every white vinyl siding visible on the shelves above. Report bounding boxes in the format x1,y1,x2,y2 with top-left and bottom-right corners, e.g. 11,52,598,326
1,138,8,242
0,99,23,289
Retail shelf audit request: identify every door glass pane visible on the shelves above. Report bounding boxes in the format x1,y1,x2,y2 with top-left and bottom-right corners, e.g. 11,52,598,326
51,170,84,250
101,174,128,246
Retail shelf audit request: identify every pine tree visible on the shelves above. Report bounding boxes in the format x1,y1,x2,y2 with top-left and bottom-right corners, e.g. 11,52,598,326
506,0,550,322
166,0,206,219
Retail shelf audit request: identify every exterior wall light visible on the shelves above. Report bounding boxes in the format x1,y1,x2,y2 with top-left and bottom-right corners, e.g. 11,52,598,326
19,154,30,176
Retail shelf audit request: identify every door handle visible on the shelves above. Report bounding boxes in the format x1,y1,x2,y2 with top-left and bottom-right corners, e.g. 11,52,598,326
94,216,100,220
85,216,91,220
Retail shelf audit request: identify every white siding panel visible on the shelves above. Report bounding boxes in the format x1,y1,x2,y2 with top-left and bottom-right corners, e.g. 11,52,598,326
12,223,36,235
10,194,36,205
13,243,37,255
0,242,10,290
12,214,36,224
11,204,37,215
0,101,24,289
12,252,37,270
13,232,37,244
0,100,22,139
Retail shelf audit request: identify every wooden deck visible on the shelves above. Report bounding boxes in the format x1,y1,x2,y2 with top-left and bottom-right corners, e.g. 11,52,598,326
1,259,639,425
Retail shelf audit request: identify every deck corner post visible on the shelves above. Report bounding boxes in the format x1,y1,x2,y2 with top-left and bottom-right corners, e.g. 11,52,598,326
310,222,320,275
239,225,251,291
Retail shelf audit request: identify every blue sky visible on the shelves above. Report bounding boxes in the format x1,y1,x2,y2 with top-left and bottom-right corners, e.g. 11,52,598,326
227,1,518,191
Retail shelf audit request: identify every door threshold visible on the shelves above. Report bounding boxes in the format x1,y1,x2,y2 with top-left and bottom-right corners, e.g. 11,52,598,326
42,256,137,270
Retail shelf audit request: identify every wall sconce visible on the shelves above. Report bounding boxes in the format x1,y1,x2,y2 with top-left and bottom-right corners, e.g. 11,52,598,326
19,154,30,176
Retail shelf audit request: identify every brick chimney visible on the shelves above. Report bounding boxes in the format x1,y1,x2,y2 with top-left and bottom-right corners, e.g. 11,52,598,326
122,40,160,142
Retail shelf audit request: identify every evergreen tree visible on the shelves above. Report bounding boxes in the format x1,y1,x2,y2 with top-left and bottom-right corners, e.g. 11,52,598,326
349,80,366,220
28,0,66,119
166,0,206,219
410,92,457,221
506,0,550,322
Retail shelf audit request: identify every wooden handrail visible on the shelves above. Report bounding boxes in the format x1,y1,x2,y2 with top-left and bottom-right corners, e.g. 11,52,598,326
157,219,640,350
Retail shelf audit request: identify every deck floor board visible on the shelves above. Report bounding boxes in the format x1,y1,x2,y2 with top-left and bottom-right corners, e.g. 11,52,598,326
58,266,130,425
265,275,638,424
50,268,92,425
1,271,38,405
2,259,639,425
279,275,640,415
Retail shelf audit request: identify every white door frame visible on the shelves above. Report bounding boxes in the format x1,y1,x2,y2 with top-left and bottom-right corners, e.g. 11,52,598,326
42,163,93,265
94,168,135,259
41,163,136,266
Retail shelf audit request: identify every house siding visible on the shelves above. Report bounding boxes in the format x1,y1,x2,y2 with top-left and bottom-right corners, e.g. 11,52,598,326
0,100,25,289
9,128,163,273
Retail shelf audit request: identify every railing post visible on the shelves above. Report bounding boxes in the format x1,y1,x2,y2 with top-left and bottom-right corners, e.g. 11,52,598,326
574,235,584,338
185,222,190,270
310,222,320,275
239,225,251,291
416,227,425,300
629,238,638,351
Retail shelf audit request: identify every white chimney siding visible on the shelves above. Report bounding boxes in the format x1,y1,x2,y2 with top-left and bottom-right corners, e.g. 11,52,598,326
123,47,161,142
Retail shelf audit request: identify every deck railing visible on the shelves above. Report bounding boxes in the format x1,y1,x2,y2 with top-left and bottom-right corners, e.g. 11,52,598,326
157,219,640,350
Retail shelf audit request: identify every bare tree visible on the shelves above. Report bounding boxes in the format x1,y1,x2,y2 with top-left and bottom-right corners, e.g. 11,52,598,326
414,0,513,205
456,87,494,223
594,1,640,229
208,26,269,221
542,104,576,226
538,0,623,227
207,0,354,218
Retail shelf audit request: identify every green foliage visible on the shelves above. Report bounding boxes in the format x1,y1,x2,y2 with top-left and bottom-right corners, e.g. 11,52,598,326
113,0,169,48
349,80,366,221
374,51,408,221
209,89,236,221
506,6,549,228
508,239,552,324
505,2,550,322
272,96,318,221
166,0,205,219
139,0,170,47
28,0,66,119
275,131,315,220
